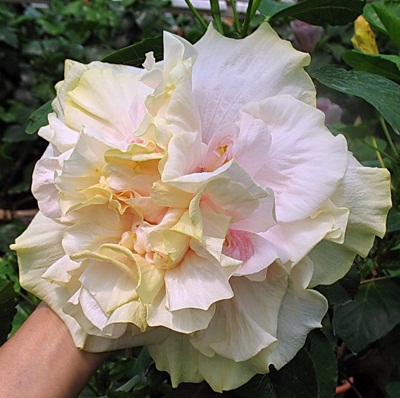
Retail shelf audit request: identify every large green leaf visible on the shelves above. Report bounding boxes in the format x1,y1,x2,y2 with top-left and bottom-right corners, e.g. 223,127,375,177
316,266,360,309
102,36,163,67
387,382,400,398
237,349,319,398
25,100,52,135
372,2,400,49
258,0,365,26
343,50,400,81
387,209,400,233
363,3,388,35
308,330,338,398
333,278,400,353
268,349,319,398
312,67,400,135
0,279,17,346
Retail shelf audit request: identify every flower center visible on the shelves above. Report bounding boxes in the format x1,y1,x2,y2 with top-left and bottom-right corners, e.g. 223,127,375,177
202,140,233,172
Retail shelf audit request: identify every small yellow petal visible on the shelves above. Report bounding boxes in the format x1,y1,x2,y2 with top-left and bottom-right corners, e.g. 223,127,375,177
351,15,379,54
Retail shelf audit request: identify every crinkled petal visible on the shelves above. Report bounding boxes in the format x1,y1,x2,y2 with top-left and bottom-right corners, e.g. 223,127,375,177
250,258,328,371
39,113,79,152
165,250,236,311
56,131,110,214
10,212,87,348
224,230,289,276
308,166,391,287
307,240,357,288
148,331,257,392
32,146,63,219
193,23,315,143
161,132,205,181
78,259,138,315
53,60,144,121
63,207,137,255
190,263,288,362
248,95,348,222
233,111,272,177
42,254,81,286
261,210,338,265
147,288,216,333
82,323,169,352
331,166,391,250
65,68,150,149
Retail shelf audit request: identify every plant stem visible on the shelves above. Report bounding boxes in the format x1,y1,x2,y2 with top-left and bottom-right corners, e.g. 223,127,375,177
229,0,242,35
363,138,396,163
184,0,208,30
250,0,262,19
361,275,394,284
210,0,224,34
241,0,261,37
371,136,386,169
379,113,399,158
241,0,254,37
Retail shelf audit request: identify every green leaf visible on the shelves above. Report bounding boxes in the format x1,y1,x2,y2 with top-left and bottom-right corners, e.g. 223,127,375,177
343,51,400,81
372,2,400,48
316,266,360,309
106,391,133,398
238,349,319,398
258,0,365,26
258,0,290,20
387,209,400,233
0,220,26,254
0,25,18,49
387,382,400,398
25,100,52,135
0,279,17,346
363,3,388,35
312,67,400,135
333,278,400,353
102,36,163,67
132,346,153,378
308,330,338,398
268,348,319,398
236,375,274,398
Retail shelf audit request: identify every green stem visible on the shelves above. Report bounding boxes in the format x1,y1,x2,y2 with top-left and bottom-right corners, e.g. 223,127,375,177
210,0,224,34
229,0,242,35
241,0,254,37
363,138,396,163
250,0,262,20
361,275,394,284
379,113,399,158
184,0,208,30
371,136,386,169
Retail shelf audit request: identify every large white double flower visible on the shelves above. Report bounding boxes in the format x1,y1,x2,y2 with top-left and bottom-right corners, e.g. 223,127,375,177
12,24,391,392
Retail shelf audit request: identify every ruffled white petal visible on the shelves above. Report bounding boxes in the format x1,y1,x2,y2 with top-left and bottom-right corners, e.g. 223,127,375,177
248,95,348,222
147,288,216,333
165,250,236,311
148,331,257,392
190,263,288,362
193,23,315,143
250,258,328,371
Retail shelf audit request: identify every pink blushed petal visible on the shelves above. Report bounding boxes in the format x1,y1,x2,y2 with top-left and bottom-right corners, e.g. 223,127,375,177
223,230,290,277
248,96,348,222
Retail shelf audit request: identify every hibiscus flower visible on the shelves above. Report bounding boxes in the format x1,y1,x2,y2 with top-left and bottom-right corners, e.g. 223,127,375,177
12,23,391,392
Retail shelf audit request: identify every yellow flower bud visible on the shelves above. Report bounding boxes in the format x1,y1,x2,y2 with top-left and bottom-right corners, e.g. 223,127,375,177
351,15,379,54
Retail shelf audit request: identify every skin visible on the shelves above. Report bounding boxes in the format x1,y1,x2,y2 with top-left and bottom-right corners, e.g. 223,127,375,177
0,303,109,398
